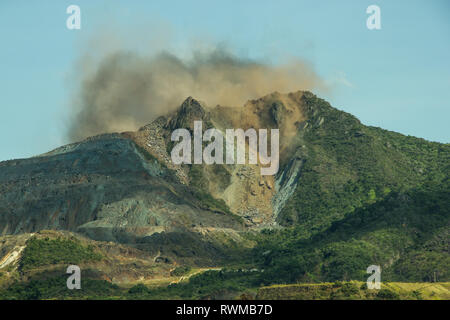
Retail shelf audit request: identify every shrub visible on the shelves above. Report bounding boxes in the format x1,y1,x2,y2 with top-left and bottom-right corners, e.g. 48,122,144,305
128,283,149,295
20,237,103,271
376,289,400,300
171,266,192,277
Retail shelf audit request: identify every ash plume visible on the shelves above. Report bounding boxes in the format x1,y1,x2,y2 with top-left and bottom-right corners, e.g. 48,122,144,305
68,48,326,141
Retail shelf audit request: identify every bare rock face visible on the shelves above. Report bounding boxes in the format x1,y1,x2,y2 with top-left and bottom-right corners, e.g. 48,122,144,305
272,150,305,219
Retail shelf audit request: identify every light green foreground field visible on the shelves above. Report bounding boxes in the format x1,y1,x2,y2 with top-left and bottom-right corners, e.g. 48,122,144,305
256,281,450,300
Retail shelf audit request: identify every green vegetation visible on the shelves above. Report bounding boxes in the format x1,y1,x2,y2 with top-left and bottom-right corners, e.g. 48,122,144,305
250,178,449,285
376,288,400,300
1,271,448,300
170,266,192,277
127,269,260,299
255,281,447,300
19,237,102,271
2,270,258,300
241,93,450,286
279,93,449,236
0,277,118,300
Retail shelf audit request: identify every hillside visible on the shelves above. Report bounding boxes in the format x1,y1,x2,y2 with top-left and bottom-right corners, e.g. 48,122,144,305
0,90,448,299
1,230,448,300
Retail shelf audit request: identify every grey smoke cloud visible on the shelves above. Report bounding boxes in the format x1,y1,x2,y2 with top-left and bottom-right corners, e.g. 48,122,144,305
68,48,326,142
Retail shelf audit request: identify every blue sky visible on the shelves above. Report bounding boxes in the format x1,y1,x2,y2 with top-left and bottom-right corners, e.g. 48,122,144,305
0,0,449,161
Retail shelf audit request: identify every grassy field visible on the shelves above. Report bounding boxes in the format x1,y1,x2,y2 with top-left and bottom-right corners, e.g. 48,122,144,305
256,281,450,300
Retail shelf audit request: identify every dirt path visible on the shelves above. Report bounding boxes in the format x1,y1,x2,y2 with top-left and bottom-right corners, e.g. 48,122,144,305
170,267,222,285
120,267,222,289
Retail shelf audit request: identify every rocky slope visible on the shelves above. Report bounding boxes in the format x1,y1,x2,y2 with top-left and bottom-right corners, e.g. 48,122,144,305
0,91,311,242
0,131,248,265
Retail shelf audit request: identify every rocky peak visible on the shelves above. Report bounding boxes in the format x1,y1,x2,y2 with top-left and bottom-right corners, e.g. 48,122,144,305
167,96,210,131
